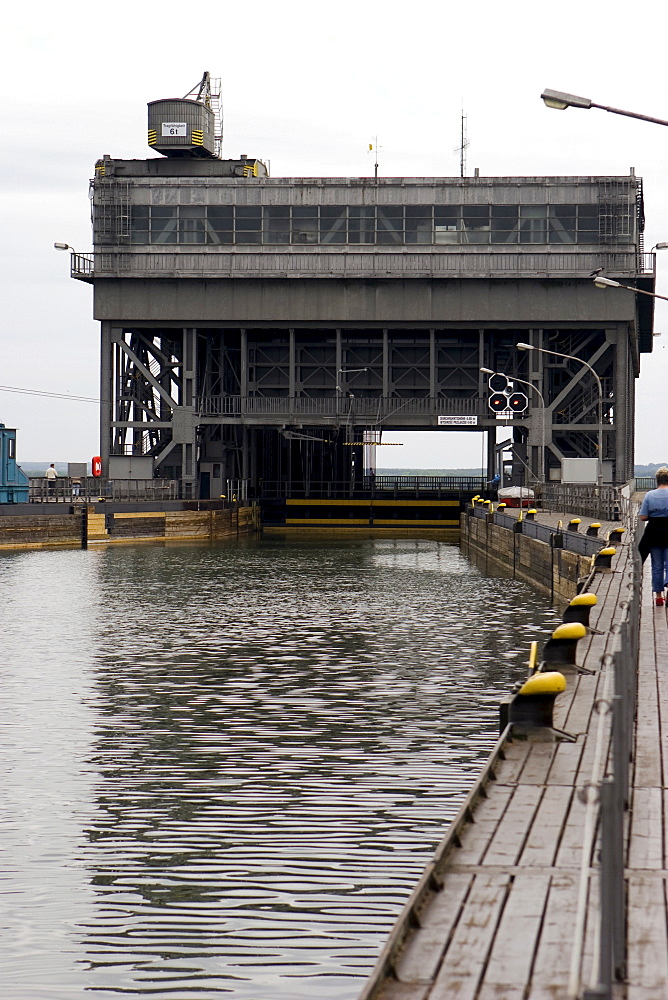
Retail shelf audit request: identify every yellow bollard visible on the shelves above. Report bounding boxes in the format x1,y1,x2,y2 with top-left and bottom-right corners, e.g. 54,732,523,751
568,518,581,532
563,592,598,628
541,622,588,671
593,546,616,572
501,670,570,737
586,522,601,537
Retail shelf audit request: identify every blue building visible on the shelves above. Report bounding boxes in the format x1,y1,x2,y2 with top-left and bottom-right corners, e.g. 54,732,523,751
0,424,29,503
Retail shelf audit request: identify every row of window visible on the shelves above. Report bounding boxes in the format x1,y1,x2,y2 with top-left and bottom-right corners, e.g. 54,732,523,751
124,204,624,246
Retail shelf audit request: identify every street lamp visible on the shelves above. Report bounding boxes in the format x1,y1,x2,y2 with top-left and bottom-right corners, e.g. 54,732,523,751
481,367,546,484
336,367,368,394
540,89,668,128
516,342,603,490
593,275,668,303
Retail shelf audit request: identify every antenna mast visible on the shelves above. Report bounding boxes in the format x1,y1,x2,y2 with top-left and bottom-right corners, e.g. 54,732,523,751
455,111,469,178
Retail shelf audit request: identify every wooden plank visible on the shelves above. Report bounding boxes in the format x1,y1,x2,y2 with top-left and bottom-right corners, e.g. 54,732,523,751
627,787,664,870
528,872,579,999
626,874,668,998
494,739,533,784
516,742,558,785
578,867,601,994
376,983,430,1000
554,785,589,868
429,873,510,1000
481,785,543,867
543,738,585,786
518,785,574,867
476,872,551,1000
558,674,600,736
394,874,472,983
451,785,514,867
654,615,668,792
635,618,662,787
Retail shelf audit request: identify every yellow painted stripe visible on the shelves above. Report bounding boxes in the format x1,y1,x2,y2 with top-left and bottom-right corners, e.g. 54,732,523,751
285,498,459,507
285,518,459,526
264,526,459,535
286,518,370,525
373,519,459,526
114,512,166,519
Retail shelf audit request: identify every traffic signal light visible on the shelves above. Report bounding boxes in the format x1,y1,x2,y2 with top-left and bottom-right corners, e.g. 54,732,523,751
488,373,509,393
489,393,510,413
508,392,529,413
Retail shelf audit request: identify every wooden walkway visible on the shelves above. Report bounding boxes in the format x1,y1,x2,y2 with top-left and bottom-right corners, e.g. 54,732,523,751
627,557,668,999
360,528,667,1000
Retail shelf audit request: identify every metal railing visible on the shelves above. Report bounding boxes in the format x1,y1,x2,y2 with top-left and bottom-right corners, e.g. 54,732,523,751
580,530,640,999
196,395,487,419
260,476,487,499
29,477,182,502
541,483,623,521
71,249,655,281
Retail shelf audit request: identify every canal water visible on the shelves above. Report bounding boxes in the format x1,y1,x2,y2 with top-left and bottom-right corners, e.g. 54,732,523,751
0,535,560,1000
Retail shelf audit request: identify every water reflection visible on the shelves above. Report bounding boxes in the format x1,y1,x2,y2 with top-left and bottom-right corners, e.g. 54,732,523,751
0,537,561,999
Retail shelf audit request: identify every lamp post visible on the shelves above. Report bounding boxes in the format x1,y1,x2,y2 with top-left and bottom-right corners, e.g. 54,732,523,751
481,367,546,484
336,367,368,397
593,275,668,303
540,90,668,128
516,342,604,491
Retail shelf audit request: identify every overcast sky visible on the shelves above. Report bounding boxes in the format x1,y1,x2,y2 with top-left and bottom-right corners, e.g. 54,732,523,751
2,0,667,468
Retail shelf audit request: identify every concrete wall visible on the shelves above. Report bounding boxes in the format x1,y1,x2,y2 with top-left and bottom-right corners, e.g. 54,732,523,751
460,512,591,606
93,277,639,329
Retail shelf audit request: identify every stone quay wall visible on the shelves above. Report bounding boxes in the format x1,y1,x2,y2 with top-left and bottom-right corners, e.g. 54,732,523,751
0,502,259,551
460,511,592,605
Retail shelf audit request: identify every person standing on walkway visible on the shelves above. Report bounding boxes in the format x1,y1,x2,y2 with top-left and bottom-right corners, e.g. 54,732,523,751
45,463,58,500
638,466,668,606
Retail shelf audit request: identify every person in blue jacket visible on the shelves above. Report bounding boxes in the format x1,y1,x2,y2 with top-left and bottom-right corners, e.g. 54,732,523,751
639,467,668,606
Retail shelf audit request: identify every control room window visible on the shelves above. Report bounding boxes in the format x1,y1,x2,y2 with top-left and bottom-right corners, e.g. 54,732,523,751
549,206,576,244
462,206,490,244
434,207,459,244
180,206,206,244
491,206,519,244
130,206,149,244
235,206,262,245
206,206,233,244
577,205,599,242
348,207,375,244
405,206,433,244
320,207,347,244
264,206,290,244
519,205,548,244
377,208,404,244
292,207,319,244
151,206,178,244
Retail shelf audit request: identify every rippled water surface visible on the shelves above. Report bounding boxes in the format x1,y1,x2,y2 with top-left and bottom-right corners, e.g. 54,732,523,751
0,535,560,999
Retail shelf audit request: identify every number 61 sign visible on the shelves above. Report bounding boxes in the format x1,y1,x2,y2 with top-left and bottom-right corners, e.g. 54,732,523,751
161,122,187,137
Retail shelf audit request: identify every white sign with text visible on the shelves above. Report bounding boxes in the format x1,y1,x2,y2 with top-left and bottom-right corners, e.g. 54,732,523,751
437,415,478,426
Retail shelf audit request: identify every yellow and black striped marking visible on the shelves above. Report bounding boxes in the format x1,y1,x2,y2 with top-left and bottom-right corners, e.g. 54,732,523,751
264,497,462,528
147,129,157,145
